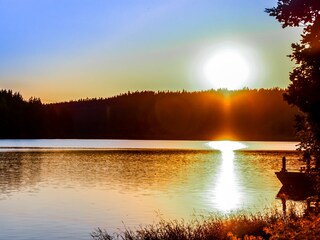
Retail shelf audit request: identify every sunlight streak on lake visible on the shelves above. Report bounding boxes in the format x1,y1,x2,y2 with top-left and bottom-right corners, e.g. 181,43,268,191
208,141,246,212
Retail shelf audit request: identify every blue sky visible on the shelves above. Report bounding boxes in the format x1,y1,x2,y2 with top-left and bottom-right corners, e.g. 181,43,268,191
0,0,300,102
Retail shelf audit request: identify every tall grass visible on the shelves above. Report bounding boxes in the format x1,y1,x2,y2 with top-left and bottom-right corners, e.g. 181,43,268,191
91,207,319,240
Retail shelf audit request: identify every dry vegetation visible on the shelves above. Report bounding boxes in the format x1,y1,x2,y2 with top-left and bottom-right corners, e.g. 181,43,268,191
91,207,320,240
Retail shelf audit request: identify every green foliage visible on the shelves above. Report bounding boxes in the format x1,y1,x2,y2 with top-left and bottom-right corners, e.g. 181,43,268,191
266,1,320,166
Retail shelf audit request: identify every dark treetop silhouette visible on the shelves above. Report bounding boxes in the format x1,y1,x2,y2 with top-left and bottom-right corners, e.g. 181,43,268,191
0,88,298,140
266,0,320,168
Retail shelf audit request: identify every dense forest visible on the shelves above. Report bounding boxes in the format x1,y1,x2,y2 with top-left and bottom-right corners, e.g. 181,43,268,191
0,88,299,140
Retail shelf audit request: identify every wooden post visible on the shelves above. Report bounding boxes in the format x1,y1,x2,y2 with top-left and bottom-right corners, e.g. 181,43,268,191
281,156,286,172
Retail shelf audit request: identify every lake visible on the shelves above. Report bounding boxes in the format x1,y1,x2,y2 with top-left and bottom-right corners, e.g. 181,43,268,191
0,140,300,240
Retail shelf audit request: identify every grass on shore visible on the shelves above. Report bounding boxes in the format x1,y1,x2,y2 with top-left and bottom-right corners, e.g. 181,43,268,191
91,207,320,240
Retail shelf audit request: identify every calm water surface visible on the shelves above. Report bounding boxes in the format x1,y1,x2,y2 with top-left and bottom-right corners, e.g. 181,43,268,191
0,140,299,240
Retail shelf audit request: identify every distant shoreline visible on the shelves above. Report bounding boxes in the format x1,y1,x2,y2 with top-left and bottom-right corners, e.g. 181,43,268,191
0,89,299,140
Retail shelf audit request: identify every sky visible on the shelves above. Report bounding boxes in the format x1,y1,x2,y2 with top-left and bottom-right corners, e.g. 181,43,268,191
0,0,301,103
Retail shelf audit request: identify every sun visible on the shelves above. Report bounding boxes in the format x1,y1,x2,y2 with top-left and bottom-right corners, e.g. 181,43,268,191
203,48,250,90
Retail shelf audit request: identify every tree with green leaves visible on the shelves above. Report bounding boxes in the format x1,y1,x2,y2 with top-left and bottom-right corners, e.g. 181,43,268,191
266,0,320,169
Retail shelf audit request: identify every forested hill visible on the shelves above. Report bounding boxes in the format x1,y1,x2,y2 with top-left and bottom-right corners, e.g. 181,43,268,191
0,89,299,140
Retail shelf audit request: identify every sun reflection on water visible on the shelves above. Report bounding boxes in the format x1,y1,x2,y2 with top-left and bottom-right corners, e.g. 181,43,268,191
208,141,247,212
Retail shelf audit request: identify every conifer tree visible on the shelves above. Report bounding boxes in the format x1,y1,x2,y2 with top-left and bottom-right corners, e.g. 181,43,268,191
266,0,320,168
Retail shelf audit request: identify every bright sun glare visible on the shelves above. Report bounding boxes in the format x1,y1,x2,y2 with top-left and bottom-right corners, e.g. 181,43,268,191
208,140,247,152
203,48,250,90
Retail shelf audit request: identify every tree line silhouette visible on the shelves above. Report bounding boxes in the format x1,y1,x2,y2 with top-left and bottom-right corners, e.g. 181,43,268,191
0,88,299,140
